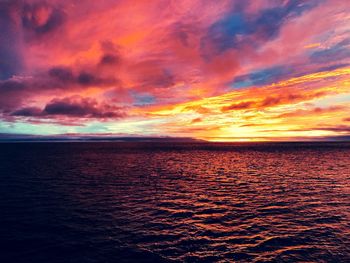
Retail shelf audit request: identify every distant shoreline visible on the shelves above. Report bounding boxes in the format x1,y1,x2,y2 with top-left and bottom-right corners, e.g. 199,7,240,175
1,140,350,144
1,133,350,143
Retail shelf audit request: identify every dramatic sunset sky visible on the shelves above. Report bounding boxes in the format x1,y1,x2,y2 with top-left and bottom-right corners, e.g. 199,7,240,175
1,0,350,141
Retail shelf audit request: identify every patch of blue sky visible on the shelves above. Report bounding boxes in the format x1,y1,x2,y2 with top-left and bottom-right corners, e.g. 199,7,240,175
205,12,248,53
231,79,254,89
230,66,293,89
204,0,321,56
130,91,156,106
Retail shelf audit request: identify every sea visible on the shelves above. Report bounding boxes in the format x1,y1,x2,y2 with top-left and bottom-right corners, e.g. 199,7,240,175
1,142,349,262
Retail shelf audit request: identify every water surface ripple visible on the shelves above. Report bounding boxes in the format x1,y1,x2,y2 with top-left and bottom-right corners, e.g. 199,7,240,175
1,142,350,262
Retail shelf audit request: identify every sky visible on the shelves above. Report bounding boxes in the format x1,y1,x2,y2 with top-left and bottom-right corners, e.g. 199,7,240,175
0,0,350,141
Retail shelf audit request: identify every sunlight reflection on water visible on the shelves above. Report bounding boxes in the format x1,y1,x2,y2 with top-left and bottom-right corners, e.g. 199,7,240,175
1,142,350,262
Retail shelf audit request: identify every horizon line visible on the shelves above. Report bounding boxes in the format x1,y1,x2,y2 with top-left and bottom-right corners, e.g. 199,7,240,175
1,133,350,143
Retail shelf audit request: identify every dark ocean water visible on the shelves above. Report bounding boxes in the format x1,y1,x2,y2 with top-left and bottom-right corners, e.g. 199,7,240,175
1,142,350,263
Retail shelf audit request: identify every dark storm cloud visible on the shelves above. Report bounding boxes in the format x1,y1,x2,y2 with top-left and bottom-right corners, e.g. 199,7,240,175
48,64,119,87
0,73,67,112
77,72,117,86
48,66,75,83
44,98,100,116
43,97,124,118
11,97,125,119
0,65,118,114
77,72,102,86
13,96,122,119
11,106,42,117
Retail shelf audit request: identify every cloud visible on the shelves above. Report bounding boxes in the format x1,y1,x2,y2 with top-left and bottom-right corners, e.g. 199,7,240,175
252,0,320,39
22,1,66,38
10,96,125,119
232,66,294,88
191,117,202,124
261,125,350,134
11,106,42,117
48,63,119,87
0,1,24,80
128,59,175,90
0,79,28,110
201,0,320,57
182,105,212,114
0,61,120,113
1,0,350,140
310,39,350,64
77,71,116,86
231,63,350,90
278,106,346,118
44,97,100,117
315,125,350,133
130,92,155,106
99,54,119,65
48,66,75,83
221,101,255,111
0,0,67,81
220,91,329,112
